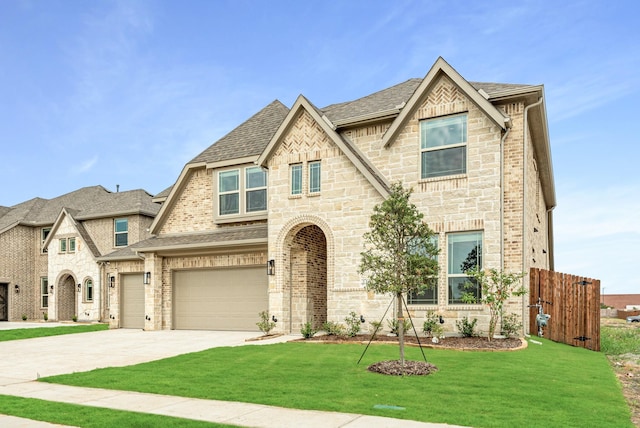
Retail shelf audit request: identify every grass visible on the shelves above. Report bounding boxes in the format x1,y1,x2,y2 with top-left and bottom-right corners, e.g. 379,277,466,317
0,323,109,342
601,323,640,356
41,339,633,428
0,395,234,427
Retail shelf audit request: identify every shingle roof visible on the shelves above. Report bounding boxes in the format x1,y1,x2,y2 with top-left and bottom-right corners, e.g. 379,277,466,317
0,186,160,232
189,100,290,164
100,224,268,260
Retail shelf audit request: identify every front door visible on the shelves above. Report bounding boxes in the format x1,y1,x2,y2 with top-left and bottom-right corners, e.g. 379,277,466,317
0,284,8,321
57,276,76,321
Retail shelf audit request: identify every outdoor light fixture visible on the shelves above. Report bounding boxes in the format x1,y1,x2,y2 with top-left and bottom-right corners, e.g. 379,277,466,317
267,259,275,276
271,315,278,323
143,272,151,285
50,284,54,293
77,283,82,292
360,315,365,323
109,275,115,288
14,284,19,293
439,315,445,324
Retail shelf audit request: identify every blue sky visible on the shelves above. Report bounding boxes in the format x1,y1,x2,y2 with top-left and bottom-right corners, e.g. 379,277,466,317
1,0,638,294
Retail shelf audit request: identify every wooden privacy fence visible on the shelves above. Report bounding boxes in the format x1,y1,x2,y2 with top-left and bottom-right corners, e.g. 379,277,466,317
529,268,601,351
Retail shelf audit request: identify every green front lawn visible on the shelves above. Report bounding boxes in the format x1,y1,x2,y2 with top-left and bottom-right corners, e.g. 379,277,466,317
42,338,632,428
0,323,109,342
0,395,234,427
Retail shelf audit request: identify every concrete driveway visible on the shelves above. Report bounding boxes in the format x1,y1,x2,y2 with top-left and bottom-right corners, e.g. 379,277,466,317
0,326,290,383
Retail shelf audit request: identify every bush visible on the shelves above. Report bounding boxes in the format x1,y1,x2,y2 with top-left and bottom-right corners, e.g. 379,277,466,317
21,314,27,321
322,321,345,337
256,310,276,335
387,318,412,336
300,321,317,339
456,316,478,337
344,311,361,337
423,311,444,338
501,313,522,338
43,312,48,321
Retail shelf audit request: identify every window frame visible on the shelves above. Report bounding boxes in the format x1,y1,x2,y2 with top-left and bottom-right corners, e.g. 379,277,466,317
215,165,268,222
447,231,483,305
59,238,67,253
114,218,128,247
84,278,94,302
40,277,49,308
41,227,51,253
420,113,468,179
68,237,76,253
290,163,303,196
308,160,321,194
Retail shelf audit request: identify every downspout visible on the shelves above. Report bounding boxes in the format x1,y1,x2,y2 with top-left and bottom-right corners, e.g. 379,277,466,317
522,96,544,333
500,126,511,271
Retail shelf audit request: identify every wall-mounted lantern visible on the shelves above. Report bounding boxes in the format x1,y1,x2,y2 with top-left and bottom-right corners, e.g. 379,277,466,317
143,272,151,285
109,275,115,288
267,259,275,276
50,284,54,293
77,283,82,293
14,284,19,293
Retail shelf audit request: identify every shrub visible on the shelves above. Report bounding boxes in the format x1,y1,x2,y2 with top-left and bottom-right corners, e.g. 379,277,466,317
456,316,478,337
43,312,48,321
344,311,361,337
72,315,78,322
300,321,317,339
256,310,276,335
21,314,27,321
322,321,345,337
501,313,522,338
422,311,439,337
369,320,382,336
387,318,412,336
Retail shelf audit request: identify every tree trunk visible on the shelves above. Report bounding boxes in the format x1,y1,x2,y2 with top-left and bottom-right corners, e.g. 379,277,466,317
397,292,405,367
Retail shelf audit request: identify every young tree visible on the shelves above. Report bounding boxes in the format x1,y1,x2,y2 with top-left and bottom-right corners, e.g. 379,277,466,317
358,182,439,365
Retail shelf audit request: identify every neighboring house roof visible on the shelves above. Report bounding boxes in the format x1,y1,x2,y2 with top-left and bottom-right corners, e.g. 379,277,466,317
152,186,173,203
0,186,161,235
100,224,268,260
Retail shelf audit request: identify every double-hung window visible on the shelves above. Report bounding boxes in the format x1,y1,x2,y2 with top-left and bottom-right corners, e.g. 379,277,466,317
68,237,76,253
217,166,268,218
408,235,439,305
421,113,467,179
41,227,50,253
246,167,267,212
41,277,49,308
447,231,482,304
114,218,128,247
59,238,67,253
309,161,321,193
290,164,302,195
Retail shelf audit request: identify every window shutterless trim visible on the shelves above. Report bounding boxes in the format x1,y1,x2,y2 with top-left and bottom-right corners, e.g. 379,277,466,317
309,160,321,193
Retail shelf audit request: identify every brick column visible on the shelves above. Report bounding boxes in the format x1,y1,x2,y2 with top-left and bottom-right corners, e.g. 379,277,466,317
144,253,163,331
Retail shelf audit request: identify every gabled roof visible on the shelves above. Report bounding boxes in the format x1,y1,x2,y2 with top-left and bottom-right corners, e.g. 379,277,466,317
43,208,101,258
0,186,160,235
257,95,391,197
381,57,510,148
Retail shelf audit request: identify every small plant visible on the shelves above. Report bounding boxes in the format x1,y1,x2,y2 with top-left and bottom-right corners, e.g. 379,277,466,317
72,315,78,322
369,320,382,336
456,316,478,337
43,312,48,321
322,321,345,337
256,310,276,335
422,311,439,337
344,311,361,337
300,321,317,339
387,318,412,336
21,314,27,321
501,313,522,338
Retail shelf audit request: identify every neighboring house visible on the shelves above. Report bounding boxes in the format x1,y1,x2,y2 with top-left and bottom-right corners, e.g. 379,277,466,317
104,57,555,334
0,186,159,322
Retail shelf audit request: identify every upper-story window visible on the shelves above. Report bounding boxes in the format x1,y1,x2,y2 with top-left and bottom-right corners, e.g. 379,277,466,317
114,218,128,247
420,113,467,179
59,238,67,253
217,166,268,218
41,227,51,253
309,161,321,193
68,237,76,253
290,164,302,195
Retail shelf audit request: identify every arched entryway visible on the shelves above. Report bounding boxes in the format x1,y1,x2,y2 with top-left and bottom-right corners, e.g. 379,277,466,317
284,224,327,333
57,274,77,321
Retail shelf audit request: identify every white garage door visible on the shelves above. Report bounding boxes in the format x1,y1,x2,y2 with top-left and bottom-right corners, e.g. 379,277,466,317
173,267,268,331
121,274,144,329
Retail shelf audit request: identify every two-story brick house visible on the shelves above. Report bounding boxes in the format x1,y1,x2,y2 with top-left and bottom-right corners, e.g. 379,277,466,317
0,186,159,322
104,57,555,335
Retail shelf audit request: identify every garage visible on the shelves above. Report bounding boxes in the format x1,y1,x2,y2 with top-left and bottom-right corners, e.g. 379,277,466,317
121,274,144,329
173,267,267,331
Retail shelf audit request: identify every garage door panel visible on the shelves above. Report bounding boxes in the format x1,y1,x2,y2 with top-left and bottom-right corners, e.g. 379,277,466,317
173,267,267,331
121,274,144,329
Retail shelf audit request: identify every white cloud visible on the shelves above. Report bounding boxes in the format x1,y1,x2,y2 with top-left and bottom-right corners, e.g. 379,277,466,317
75,155,98,174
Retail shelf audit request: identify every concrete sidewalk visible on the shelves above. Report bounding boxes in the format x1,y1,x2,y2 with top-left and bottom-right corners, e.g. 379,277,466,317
0,326,467,427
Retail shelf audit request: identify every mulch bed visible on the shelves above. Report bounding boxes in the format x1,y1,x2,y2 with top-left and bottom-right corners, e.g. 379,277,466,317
293,334,526,376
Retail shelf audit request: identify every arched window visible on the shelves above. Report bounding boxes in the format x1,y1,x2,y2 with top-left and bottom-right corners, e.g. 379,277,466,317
84,279,94,302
